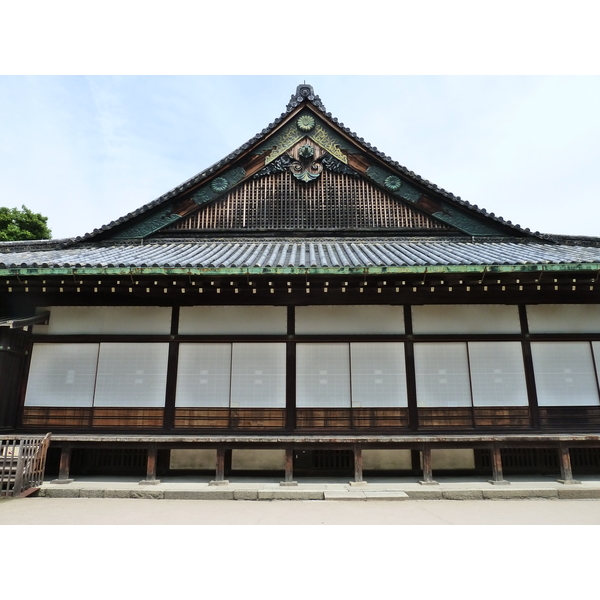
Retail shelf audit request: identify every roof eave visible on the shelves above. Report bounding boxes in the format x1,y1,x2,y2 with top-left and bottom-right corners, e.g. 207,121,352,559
2,263,599,278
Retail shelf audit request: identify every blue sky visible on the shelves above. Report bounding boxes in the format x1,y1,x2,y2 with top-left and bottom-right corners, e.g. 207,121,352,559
1,75,599,239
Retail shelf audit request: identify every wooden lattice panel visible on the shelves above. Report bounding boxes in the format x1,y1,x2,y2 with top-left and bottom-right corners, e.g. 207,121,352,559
21,407,93,428
351,408,410,429
91,408,164,429
168,170,452,231
417,408,475,429
473,407,531,429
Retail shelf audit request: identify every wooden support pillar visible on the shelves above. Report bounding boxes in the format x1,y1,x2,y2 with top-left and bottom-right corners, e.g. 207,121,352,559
140,444,160,485
280,446,297,486
52,443,73,484
557,444,580,484
353,444,364,484
489,444,509,485
210,447,229,486
419,445,438,485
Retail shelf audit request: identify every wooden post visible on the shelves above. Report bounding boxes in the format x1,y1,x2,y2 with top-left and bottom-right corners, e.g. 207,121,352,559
140,444,160,484
419,445,437,485
210,447,229,485
53,443,73,483
489,444,509,485
557,444,580,484
13,439,25,496
280,446,297,486
353,444,364,484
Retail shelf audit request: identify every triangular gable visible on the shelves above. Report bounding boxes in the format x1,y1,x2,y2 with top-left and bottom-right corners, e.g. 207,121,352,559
159,161,456,233
95,84,530,242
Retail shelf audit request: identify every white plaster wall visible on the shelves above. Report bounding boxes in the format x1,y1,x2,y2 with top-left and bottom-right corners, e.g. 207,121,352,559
412,305,520,334
169,449,216,470
363,449,412,470
232,449,285,470
35,306,172,335
296,305,404,334
179,306,286,334
527,304,600,333
431,449,476,470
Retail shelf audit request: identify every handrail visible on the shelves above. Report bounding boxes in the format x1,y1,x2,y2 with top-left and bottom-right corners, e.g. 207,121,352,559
0,433,51,498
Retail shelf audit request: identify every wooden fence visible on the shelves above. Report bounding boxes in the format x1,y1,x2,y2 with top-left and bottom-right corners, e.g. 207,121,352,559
0,434,51,498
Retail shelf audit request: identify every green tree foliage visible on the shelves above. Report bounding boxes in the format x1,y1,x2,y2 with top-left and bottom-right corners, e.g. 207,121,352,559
0,205,52,241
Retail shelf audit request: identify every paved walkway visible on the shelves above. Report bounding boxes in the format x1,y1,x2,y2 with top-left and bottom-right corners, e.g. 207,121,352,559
31,473,600,501
3,475,600,524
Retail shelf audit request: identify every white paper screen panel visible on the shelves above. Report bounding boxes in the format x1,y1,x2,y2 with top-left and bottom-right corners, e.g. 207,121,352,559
412,305,520,334
414,343,472,407
350,343,407,407
93,343,169,407
230,343,286,408
527,305,600,333
531,342,600,406
24,344,99,407
44,306,172,335
297,343,351,407
295,306,404,334
468,342,528,406
175,344,231,407
179,306,286,334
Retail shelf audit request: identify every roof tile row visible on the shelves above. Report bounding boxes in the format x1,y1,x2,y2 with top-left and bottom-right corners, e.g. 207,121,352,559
2,238,600,270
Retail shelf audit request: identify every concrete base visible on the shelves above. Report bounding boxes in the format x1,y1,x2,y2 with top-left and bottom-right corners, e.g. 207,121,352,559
324,491,368,501
258,490,323,500
557,479,582,485
139,479,161,485
488,480,511,486
50,479,74,484
279,481,298,486
349,481,368,486
209,480,229,486
419,480,439,486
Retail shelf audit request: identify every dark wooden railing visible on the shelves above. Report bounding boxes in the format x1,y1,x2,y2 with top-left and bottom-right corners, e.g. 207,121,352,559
0,433,51,498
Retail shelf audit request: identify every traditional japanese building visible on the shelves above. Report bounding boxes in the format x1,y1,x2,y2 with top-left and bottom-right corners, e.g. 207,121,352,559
2,83,600,484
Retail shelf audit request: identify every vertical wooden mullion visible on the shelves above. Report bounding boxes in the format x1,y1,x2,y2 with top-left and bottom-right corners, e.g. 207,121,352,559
519,305,540,429
13,328,33,430
348,343,354,430
465,342,476,428
588,341,600,401
286,306,296,432
404,305,419,431
90,342,101,428
163,306,180,431
227,343,234,429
